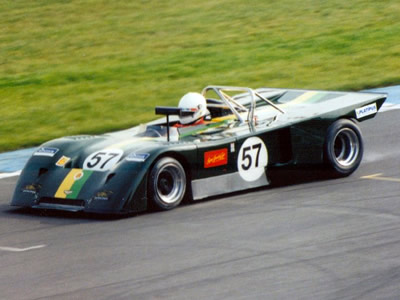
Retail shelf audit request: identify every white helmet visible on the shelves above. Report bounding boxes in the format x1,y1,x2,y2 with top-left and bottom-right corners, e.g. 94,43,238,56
178,92,207,124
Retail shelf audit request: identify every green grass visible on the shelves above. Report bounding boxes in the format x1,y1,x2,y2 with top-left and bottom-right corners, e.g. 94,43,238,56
1,0,400,151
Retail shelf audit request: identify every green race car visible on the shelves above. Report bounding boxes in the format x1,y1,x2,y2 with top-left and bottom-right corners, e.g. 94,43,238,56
11,86,386,214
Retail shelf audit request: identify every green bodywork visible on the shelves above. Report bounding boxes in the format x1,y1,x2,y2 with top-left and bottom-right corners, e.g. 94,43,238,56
11,86,387,214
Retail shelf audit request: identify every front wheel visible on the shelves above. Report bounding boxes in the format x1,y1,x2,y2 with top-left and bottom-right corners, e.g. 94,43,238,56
324,119,363,177
148,157,186,210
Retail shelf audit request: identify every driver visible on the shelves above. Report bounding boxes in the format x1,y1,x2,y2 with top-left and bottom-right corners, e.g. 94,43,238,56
175,92,210,127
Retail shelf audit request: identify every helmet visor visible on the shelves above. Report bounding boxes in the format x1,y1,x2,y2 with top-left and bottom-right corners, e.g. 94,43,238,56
179,108,198,124
179,108,197,117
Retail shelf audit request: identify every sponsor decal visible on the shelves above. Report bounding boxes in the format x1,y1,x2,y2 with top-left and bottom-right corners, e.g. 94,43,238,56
94,190,113,201
83,149,123,171
237,137,268,182
126,152,150,162
355,103,377,119
34,147,59,157
56,156,71,167
230,142,235,153
22,189,37,194
22,184,41,194
54,169,93,199
73,170,84,181
204,148,228,168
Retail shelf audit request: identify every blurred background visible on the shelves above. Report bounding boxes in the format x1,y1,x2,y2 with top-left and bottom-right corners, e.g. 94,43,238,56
1,0,399,151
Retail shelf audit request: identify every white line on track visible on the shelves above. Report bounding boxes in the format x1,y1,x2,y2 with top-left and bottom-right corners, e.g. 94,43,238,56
361,173,400,183
0,170,21,179
0,244,46,252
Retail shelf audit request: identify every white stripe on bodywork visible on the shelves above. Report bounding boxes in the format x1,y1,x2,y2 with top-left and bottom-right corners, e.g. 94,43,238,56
191,171,269,200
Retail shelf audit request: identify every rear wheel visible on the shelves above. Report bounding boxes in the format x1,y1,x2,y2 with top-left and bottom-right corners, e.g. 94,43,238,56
324,119,363,177
148,157,186,210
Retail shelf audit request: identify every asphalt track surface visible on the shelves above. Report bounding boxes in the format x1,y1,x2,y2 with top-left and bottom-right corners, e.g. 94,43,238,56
1,110,399,300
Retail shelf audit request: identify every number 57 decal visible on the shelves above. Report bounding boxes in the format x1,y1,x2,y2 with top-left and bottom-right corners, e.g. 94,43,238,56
83,149,123,171
237,137,268,182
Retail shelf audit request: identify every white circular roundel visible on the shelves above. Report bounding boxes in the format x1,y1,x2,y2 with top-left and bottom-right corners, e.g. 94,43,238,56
237,137,268,182
83,149,123,172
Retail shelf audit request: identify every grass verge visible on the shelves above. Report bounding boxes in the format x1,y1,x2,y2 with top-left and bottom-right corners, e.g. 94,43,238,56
1,0,400,151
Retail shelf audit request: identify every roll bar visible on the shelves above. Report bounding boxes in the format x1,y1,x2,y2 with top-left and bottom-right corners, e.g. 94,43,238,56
202,85,285,125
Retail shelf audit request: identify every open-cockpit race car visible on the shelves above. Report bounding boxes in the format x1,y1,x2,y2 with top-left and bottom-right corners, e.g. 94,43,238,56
11,86,387,214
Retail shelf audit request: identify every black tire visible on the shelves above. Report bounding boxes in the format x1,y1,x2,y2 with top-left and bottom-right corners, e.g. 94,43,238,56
324,119,363,177
148,157,186,210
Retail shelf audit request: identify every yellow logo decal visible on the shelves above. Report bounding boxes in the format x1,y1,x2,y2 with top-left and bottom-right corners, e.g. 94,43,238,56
56,156,71,167
74,170,84,181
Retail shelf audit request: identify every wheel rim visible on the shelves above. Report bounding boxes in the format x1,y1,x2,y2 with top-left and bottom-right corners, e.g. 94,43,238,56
154,163,185,204
333,128,360,167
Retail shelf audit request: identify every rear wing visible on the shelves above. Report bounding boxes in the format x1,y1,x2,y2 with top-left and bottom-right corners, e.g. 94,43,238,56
155,106,181,141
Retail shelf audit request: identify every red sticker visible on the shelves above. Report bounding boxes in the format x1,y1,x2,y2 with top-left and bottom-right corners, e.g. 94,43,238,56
204,149,228,168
